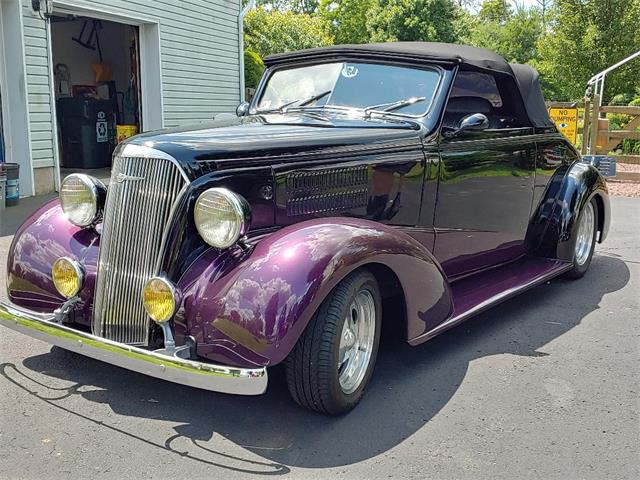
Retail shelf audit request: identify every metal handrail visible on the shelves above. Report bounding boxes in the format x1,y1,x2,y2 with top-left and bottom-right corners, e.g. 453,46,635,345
586,50,640,106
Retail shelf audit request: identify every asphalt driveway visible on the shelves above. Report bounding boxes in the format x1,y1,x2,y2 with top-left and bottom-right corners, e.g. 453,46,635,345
0,197,638,479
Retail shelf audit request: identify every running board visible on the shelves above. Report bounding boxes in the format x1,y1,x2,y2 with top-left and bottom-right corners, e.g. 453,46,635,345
408,257,573,346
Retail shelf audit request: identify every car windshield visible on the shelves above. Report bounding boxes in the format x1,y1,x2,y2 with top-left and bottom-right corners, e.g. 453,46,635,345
256,62,441,117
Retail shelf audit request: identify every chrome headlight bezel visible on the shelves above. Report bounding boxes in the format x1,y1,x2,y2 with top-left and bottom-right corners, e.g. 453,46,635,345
59,174,106,227
142,276,181,324
51,257,85,299
194,188,251,249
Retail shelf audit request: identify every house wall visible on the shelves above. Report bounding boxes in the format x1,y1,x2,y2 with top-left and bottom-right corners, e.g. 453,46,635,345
18,0,241,195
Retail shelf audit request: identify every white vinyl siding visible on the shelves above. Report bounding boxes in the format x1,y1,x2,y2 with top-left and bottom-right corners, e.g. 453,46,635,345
21,7,53,169
20,0,241,170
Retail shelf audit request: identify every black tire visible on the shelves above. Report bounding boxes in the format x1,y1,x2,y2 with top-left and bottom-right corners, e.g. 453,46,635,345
285,270,381,415
565,197,598,279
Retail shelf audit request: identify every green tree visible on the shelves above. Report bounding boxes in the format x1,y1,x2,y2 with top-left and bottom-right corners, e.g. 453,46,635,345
366,0,462,43
318,0,373,45
465,4,543,64
535,0,640,101
478,0,512,23
244,48,265,89
252,1,319,14
244,7,333,58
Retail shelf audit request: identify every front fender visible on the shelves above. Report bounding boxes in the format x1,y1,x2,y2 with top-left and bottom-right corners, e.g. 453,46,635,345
6,199,99,323
528,161,610,261
177,218,452,368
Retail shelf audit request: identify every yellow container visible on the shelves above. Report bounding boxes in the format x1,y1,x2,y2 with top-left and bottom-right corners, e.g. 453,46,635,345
116,125,138,144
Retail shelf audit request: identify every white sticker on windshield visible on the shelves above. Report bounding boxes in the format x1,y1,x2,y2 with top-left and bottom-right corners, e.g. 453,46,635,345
341,64,359,78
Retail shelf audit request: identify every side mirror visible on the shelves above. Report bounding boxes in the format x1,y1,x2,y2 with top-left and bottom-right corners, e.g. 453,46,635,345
458,113,489,132
236,101,250,117
444,113,489,138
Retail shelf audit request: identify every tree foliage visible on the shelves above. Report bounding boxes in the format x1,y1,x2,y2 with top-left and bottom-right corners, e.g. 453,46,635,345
244,7,333,58
318,0,373,45
477,0,511,22
535,0,640,102
243,0,640,101
244,48,265,89
464,4,543,64
252,1,320,14
366,0,462,43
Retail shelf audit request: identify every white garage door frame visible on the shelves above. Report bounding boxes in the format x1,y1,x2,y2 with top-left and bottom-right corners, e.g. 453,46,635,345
0,0,36,197
50,1,164,189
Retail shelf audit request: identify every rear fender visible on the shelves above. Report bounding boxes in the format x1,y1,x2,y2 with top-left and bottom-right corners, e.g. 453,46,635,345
527,161,610,261
178,218,452,367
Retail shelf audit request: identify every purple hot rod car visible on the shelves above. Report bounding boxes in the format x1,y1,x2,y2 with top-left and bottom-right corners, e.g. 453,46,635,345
1,43,610,414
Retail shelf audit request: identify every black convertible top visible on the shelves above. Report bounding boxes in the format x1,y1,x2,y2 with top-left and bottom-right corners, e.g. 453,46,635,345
265,42,554,127
508,63,554,127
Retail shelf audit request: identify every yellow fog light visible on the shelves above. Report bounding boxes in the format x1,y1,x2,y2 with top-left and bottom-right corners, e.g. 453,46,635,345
142,277,179,323
52,257,84,298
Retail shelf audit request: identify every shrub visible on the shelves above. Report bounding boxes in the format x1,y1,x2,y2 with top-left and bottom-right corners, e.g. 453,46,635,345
244,49,265,90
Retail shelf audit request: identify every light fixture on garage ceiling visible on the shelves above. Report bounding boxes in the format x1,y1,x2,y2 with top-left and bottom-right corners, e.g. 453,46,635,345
31,0,53,20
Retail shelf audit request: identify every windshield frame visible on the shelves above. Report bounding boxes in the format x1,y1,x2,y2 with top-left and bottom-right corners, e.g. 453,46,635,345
251,59,445,120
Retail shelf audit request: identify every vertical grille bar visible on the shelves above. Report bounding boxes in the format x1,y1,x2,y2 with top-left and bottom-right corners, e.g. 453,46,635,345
93,154,188,345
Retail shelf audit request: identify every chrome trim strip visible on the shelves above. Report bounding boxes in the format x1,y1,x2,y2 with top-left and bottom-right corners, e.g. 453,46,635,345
154,182,190,273
0,301,268,395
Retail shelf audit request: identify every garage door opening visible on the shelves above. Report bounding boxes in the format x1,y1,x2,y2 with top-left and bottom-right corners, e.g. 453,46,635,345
51,15,142,185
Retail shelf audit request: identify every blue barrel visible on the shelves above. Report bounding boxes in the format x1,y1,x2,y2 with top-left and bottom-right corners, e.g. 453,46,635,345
0,168,6,211
5,163,19,206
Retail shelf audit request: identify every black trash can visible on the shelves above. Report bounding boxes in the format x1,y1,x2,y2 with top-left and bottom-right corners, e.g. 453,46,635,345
4,163,19,206
57,97,116,169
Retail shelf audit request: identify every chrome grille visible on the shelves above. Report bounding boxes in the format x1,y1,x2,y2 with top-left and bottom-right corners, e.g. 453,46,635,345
93,151,188,345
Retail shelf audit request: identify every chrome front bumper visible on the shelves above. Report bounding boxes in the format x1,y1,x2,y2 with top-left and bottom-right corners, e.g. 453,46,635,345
0,301,267,395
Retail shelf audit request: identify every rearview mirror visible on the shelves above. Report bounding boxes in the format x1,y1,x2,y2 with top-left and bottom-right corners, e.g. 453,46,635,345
236,102,250,117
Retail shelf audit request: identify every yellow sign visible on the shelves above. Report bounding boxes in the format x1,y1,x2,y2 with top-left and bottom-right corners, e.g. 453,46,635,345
548,107,578,144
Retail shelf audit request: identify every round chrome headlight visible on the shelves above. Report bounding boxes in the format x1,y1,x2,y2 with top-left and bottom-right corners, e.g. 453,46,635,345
194,188,251,249
60,174,104,227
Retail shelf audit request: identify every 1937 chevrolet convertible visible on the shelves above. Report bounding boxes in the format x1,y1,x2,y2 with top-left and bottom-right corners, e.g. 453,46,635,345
1,43,610,414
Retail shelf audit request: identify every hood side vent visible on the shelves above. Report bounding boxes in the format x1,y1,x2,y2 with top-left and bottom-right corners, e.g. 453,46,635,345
285,165,369,216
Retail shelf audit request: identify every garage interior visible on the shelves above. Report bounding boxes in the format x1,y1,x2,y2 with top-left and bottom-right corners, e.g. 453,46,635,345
51,15,142,185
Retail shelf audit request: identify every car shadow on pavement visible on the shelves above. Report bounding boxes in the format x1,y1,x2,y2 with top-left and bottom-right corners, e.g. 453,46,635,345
0,253,630,473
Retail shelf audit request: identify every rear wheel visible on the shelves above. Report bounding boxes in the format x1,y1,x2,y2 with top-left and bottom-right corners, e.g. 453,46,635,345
565,197,598,279
285,270,381,415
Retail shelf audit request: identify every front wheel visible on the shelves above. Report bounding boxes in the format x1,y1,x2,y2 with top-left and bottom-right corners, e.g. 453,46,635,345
565,197,598,279
285,270,381,415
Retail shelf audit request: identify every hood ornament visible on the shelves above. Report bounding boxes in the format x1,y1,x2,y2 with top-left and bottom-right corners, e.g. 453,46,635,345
115,173,145,183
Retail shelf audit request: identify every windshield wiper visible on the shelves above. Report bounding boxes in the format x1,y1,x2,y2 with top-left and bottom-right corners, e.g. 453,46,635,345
257,90,332,114
363,96,427,118
297,90,332,107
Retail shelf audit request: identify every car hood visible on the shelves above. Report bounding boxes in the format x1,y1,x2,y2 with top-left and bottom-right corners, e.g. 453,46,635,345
127,112,425,177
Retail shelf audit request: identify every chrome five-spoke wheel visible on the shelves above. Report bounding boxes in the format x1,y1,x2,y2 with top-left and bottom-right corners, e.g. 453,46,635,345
286,270,381,414
566,197,599,279
338,289,376,394
574,200,595,266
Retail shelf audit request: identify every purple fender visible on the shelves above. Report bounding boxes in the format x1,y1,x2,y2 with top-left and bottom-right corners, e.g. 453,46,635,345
176,218,453,368
6,199,99,323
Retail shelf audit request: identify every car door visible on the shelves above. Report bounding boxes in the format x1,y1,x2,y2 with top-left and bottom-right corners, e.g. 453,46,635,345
433,69,536,278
